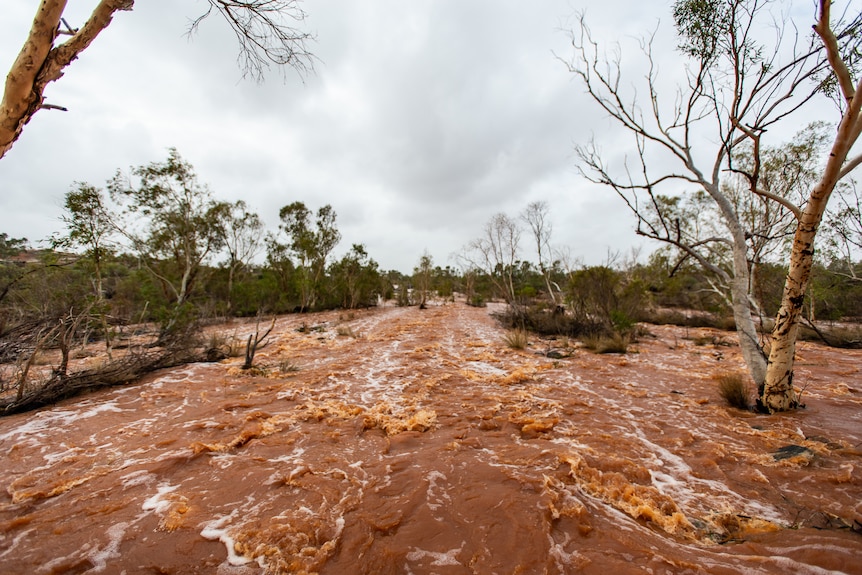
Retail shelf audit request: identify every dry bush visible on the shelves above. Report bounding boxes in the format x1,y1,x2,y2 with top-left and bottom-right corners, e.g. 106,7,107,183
493,306,597,338
582,333,630,354
206,331,244,359
278,359,300,374
336,325,359,338
503,329,528,350
644,309,737,331
717,373,751,410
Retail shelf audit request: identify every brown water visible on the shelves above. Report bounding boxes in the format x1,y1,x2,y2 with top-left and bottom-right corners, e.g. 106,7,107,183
1,303,860,574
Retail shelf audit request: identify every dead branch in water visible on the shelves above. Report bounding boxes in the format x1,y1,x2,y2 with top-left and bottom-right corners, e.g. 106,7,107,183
0,345,203,416
243,315,276,370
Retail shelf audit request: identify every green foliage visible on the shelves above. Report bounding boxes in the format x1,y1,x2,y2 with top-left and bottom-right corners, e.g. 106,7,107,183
0,233,28,259
413,251,434,307
108,148,225,335
567,266,648,336
328,244,380,309
273,201,342,311
673,0,730,60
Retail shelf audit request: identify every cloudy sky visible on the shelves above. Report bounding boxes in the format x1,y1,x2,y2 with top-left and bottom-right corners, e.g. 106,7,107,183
0,0,830,272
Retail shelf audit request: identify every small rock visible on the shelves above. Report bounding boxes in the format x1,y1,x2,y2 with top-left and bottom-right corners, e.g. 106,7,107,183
772,444,815,461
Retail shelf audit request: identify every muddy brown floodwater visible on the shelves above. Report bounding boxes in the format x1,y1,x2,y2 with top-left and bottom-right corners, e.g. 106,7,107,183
1,302,861,574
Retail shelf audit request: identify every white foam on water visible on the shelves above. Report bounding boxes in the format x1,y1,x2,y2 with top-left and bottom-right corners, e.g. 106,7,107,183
0,527,35,560
141,483,179,515
406,542,465,566
208,453,236,470
546,533,589,571
201,513,257,567
703,547,855,575
183,419,223,429
85,521,129,572
425,470,451,513
0,400,121,446
267,446,306,464
119,470,154,489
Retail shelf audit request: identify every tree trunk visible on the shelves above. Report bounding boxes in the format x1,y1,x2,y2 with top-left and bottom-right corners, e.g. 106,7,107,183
761,62,862,412
729,247,767,386
703,183,768,387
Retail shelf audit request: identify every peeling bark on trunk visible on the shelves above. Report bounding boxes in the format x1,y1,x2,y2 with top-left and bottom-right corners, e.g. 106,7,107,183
0,0,132,160
762,2,862,412
763,111,861,411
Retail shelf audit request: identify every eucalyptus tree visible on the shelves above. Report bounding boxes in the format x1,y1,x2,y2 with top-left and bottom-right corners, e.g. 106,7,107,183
567,0,862,411
0,0,313,160
458,213,522,305
329,243,379,310
275,201,341,311
211,199,265,312
521,201,559,305
54,183,117,355
0,234,28,259
413,251,434,308
108,148,223,333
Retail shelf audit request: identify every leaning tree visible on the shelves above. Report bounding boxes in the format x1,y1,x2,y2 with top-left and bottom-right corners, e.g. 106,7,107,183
567,0,862,411
0,0,313,160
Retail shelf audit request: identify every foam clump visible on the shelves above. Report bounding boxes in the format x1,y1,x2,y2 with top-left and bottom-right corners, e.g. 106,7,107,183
560,453,696,538
363,407,437,435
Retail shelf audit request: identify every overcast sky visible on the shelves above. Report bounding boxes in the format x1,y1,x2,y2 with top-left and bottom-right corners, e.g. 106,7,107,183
0,0,831,272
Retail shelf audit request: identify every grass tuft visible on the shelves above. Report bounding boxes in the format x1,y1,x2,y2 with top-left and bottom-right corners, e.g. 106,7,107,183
502,329,528,350
278,359,300,374
718,373,751,410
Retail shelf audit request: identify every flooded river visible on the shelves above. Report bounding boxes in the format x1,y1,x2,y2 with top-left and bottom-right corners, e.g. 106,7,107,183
1,303,860,574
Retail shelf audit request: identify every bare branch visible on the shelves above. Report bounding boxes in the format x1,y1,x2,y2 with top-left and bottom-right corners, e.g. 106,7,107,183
750,187,802,220
814,0,855,102
190,0,315,81
839,152,862,180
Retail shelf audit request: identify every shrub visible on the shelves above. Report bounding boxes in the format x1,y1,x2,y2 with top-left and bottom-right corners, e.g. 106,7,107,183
278,358,300,373
493,305,598,338
582,333,630,354
503,329,528,350
336,325,359,338
717,373,751,410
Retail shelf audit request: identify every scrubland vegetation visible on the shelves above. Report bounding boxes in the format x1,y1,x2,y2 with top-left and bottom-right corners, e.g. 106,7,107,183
1,152,861,414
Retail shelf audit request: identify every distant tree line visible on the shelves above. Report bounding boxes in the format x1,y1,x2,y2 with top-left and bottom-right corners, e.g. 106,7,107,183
1,149,860,367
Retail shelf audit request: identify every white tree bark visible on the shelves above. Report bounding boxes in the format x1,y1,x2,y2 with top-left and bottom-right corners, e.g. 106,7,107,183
704,183,768,385
762,1,862,411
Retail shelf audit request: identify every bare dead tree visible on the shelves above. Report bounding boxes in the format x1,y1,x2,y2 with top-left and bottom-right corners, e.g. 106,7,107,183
242,315,276,370
521,201,560,306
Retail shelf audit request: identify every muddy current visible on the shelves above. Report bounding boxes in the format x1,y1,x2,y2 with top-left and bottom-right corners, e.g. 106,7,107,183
1,302,860,574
